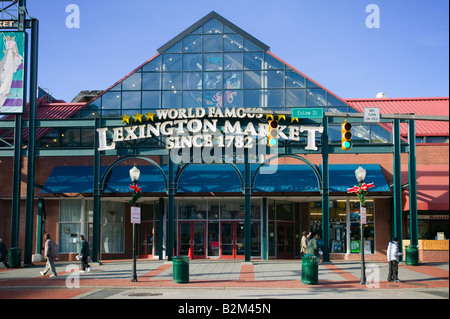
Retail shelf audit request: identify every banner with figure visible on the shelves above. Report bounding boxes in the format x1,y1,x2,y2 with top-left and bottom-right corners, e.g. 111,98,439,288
0,31,25,114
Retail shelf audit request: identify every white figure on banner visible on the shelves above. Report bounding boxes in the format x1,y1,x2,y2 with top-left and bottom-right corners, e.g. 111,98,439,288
0,35,24,111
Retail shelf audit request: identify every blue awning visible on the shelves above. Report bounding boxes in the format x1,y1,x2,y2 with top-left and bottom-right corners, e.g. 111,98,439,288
321,164,391,193
40,164,390,195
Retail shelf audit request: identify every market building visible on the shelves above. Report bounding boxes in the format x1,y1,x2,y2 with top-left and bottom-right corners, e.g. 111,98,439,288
0,11,448,265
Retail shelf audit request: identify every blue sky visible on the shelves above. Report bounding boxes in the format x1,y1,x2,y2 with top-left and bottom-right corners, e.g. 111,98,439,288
19,0,449,102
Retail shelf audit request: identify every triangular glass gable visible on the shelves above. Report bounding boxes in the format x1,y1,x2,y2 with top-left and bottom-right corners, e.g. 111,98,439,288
72,11,391,143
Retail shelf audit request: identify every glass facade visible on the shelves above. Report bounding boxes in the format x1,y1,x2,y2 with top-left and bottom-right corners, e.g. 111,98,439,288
81,18,357,118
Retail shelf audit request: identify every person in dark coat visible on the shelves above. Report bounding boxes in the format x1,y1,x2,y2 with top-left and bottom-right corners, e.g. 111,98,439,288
0,238,10,269
78,235,91,272
306,233,323,261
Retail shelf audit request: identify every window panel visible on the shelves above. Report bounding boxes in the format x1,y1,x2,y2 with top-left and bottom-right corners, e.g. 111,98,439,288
203,35,223,52
244,39,263,52
183,35,202,53
165,40,182,53
163,72,182,90
203,53,222,70
142,55,162,72
101,92,121,109
183,72,202,90
266,70,284,88
122,91,141,109
267,89,285,107
142,91,161,109
183,53,202,71
244,52,263,70
244,70,262,89
203,72,222,90
285,70,305,88
162,90,181,108
306,78,320,88
203,19,223,34
244,89,264,108
306,89,327,106
183,91,202,108
224,53,243,70
203,90,223,107
142,72,161,90
264,53,284,69
224,90,242,107
163,54,182,71
224,71,242,89
327,93,347,106
224,34,243,51
61,128,81,147
286,89,306,106
122,73,141,91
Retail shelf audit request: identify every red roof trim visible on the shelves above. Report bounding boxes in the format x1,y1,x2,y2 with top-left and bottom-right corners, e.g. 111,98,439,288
346,97,449,102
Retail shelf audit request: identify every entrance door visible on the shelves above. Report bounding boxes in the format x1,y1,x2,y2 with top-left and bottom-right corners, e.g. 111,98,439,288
277,222,295,258
179,221,206,259
220,221,245,259
139,222,153,258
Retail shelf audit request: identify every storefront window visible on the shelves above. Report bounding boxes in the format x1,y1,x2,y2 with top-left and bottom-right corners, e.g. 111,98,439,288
59,200,82,253
309,200,375,254
85,200,125,254
349,201,374,254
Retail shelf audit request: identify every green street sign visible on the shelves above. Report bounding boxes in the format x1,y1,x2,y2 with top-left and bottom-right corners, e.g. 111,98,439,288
291,108,324,118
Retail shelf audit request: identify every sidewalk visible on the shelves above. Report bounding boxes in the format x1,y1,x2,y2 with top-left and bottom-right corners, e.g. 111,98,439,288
0,259,448,299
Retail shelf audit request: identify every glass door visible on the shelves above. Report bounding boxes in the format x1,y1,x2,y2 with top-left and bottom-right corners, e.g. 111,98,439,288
220,221,245,259
138,222,153,258
276,222,295,258
178,221,206,259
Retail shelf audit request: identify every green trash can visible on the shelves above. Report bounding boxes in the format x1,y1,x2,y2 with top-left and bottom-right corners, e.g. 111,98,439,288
301,254,319,285
173,256,189,283
405,245,419,266
8,247,21,268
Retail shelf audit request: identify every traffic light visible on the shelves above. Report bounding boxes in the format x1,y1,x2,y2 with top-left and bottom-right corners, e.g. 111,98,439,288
341,120,352,150
268,119,278,147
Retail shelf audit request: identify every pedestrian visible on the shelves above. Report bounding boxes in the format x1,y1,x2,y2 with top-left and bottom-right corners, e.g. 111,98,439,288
0,238,10,269
40,233,58,277
300,231,310,257
78,235,91,273
387,237,403,282
306,232,322,261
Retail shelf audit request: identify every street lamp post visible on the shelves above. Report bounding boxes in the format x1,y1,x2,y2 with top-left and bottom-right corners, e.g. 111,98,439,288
355,166,367,285
129,166,141,282
348,166,374,285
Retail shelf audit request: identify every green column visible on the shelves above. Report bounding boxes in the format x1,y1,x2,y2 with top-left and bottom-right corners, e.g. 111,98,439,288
262,197,268,260
24,18,39,265
92,118,101,263
167,158,175,261
36,199,44,254
244,153,252,262
408,120,418,246
321,117,330,262
393,119,403,252
158,198,164,260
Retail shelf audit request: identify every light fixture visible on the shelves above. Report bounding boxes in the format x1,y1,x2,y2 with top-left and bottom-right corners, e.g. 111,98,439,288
129,165,140,183
355,165,366,183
